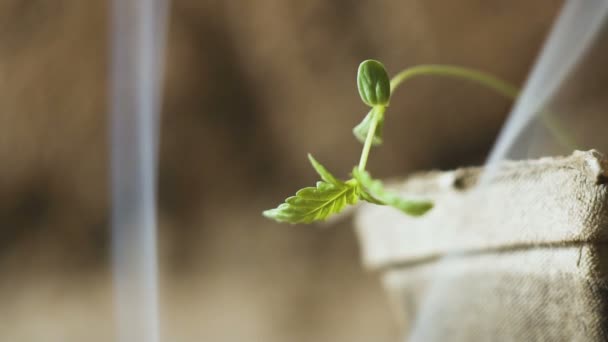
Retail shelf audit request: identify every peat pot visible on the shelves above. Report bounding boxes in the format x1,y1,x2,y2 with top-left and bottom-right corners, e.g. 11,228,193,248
355,150,608,341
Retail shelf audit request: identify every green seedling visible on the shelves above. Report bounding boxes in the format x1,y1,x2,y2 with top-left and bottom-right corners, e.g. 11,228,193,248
263,60,571,224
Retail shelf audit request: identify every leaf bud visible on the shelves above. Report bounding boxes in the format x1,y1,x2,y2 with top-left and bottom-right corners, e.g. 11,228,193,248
357,59,390,107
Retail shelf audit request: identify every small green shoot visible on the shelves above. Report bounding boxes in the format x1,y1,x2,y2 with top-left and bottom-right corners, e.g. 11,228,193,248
263,60,566,224
264,59,435,224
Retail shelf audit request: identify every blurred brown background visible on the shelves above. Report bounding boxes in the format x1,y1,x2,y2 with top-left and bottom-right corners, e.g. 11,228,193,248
0,0,562,341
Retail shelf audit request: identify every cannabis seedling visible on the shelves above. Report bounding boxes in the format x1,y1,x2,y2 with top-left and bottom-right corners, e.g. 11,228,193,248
263,60,562,224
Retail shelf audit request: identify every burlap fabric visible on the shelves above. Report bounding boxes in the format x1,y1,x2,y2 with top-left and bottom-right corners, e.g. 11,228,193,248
355,150,608,341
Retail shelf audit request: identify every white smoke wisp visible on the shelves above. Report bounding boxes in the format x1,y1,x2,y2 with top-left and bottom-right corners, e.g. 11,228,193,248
109,0,170,341
482,0,608,184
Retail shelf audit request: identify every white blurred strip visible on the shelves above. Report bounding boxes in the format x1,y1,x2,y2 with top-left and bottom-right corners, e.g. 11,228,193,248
482,0,608,183
109,0,170,341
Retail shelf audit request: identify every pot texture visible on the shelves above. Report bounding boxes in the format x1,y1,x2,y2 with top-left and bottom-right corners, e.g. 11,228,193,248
355,150,608,341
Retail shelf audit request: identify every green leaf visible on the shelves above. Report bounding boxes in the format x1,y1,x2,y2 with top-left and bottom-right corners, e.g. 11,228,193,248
359,188,385,205
307,154,342,186
263,180,360,224
264,158,359,224
352,168,433,216
353,109,384,146
357,60,391,107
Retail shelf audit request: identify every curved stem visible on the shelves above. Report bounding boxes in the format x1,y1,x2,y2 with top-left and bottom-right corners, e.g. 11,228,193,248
390,64,518,98
539,112,578,150
389,64,577,151
358,106,385,171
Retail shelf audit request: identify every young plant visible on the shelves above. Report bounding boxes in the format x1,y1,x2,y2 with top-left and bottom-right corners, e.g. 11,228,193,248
263,59,566,224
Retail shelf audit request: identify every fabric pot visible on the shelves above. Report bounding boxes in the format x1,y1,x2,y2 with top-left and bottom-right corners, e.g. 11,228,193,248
355,150,608,341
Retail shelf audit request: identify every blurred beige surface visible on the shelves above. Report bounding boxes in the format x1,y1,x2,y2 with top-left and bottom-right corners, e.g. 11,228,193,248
356,150,608,341
0,0,562,340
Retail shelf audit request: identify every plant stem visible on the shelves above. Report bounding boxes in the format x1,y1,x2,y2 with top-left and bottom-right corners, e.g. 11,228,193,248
390,64,518,97
358,66,520,173
538,111,578,150
358,106,385,171
389,64,577,151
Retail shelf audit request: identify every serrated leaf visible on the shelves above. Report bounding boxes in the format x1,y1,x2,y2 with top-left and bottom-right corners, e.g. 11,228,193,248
353,168,433,216
264,157,360,224
353,109,384,146
263,179,360,224
308,154,342,186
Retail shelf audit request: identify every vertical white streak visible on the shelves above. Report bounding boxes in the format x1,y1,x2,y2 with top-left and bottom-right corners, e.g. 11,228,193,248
482,0,608,183
109,0,170,341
